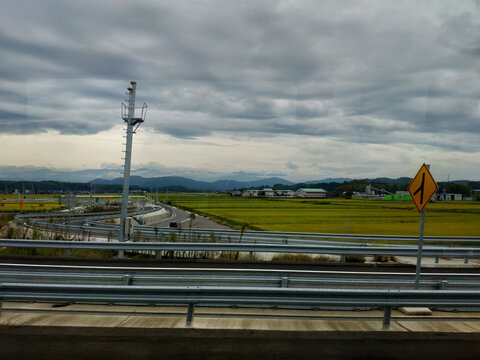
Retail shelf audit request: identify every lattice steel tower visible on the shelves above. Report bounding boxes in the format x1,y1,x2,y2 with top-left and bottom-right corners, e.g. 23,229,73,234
119,81,147,246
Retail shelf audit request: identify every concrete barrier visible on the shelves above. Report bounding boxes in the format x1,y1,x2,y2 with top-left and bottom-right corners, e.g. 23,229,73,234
134,208,170,225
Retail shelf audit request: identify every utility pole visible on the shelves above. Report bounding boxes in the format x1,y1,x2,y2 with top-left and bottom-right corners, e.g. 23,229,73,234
119,81,147,254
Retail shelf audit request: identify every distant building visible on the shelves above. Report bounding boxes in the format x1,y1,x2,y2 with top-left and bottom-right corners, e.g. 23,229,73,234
352,193,383,200
240,188,296,198
242,189,260,197
295,188,327,198
263,188,275,197
275,189,295,197
435,193,463,201
239,188,324,198
384,193,411,201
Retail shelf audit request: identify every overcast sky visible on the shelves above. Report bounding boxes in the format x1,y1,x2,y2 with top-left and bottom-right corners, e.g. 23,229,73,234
1,0,479,182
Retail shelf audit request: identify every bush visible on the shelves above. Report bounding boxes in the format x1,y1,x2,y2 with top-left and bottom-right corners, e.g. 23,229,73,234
272,254,313,262
219,251,237,260
344,255,365,263
0,214,14,228
313,255,336,262
271,253,335,262
239,252,263,261
373,255,395,262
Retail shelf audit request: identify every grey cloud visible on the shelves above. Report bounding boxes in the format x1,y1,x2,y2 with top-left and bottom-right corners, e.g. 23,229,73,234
130,163,271,182
0,163,293,183
0,0,479,150
286,162,299,171
0,165,122,182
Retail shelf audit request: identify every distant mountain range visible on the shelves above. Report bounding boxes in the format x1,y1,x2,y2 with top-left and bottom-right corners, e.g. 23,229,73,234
305,177,414,185
2,174,478,194
305,178,352,184
1,166,477,192
88,175,431,191
90,176,295,191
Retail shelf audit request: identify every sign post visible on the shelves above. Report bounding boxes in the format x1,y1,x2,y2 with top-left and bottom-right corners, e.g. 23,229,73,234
408,163,438,289
414,207,427,289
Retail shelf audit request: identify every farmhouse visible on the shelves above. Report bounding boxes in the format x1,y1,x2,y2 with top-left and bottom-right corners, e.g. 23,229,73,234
295,188,327,198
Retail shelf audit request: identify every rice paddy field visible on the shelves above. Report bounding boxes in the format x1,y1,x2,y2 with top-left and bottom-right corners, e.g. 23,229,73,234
166,194,480,236
0,193,126,212
0,201,63,212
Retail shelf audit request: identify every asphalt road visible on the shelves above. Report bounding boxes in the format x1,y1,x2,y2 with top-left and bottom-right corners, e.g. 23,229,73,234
150,204,234,230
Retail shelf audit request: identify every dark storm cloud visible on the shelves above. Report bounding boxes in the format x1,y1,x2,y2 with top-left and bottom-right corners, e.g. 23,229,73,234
0,0,479,150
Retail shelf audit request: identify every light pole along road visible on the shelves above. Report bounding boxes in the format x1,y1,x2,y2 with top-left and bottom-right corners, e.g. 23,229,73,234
119,81,146,257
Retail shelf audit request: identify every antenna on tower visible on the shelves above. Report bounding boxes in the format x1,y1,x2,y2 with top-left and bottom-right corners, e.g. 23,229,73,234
118,81,147,255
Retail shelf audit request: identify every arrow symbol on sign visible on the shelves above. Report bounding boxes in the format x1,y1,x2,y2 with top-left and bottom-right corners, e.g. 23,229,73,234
413,172,425,204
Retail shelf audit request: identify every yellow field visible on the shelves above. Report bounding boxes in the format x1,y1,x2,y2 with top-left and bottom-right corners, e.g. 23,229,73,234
3,192,479,236
0,201,64,212
165,194,480,236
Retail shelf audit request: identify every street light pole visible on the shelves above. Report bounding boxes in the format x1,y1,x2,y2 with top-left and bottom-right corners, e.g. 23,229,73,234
118,82,147,257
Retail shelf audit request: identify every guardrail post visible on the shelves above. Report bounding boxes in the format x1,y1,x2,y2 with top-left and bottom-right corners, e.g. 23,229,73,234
464,256,469,264
382,307,392,330
156,251,162,260
435,256,439,264
341,255,346,263
414,208,427,289
281,277,289,288
66,249,71,258
186,303,195,326
123,274,132,285
249,251,253,261
437,280,448,290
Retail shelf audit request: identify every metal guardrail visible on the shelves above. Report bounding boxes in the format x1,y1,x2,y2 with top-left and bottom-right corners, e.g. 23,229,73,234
2,282,480,329
1,266,477,290
1,239,479,258
84,222,480,244
11,218,480,252
3,283,478,307
144,227,480,243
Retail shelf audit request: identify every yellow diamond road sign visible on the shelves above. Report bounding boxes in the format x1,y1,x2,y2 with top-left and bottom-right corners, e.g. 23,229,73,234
408,163,439,213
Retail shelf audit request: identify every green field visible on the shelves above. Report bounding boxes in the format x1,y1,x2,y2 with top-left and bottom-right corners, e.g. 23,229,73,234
164,194,480,236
